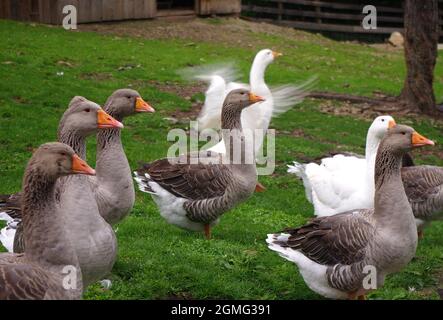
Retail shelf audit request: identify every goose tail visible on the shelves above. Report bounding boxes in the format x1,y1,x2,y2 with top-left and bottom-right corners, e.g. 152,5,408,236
287,161,313,203
0,219,19,253
133,170,156,195
266,233,305,264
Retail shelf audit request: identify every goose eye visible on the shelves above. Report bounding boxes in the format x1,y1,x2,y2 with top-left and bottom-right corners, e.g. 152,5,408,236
60,152,67,156
402,132,406,135
84,108,90,113
381,119,385,122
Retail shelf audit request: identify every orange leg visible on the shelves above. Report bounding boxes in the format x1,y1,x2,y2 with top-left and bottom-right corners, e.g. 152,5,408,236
204,224,211,240
255,182,266,192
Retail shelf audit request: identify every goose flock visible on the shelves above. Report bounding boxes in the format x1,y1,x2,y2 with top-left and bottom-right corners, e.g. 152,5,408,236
0,49,440,300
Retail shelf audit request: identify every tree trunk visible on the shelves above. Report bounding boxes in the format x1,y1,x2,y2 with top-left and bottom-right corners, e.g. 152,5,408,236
399,0,439,115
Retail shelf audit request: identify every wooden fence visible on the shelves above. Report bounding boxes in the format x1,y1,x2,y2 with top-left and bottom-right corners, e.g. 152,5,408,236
242,0,443,36
0,0,241,24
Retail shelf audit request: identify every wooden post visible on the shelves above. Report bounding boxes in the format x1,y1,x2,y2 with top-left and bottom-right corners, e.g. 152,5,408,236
314,0,322,24
277,0,283,21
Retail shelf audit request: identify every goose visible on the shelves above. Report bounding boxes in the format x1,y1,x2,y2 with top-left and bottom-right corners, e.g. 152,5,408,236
195,49,311,155
267,125,434,299
89,89,155,225
0,142,95,299
402,165,443,238
134,89,263,239
287,115,396,216
0,97,122,288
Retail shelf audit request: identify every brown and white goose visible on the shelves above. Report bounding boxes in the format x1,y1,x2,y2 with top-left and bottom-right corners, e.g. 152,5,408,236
89,89,154,225
0,97,122,288
134,89,264,239
267,125,434,299
0,142,95,299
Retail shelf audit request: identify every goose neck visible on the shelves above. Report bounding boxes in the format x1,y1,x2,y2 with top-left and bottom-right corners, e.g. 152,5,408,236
221,105,254,165
58,129,86,160
21,169,78,268
249,59,267,90
373,143,407,219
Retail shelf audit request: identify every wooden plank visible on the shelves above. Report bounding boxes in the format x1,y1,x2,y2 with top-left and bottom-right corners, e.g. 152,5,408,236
10,0,19,20
123,0,135,20
156,9,195,17
90,0,104,21
38,0,50,23
206,0,240,15
102,0,125,21
198,0,211,15
0,0,10,19
243,5,404,23
30,0,40,21
133,0,145,19
50,0,62,24
146,0,156,18
269,0,404,14
19,0,31,21
76,0,92,23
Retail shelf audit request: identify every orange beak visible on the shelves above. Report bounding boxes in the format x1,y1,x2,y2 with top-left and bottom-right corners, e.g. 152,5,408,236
411,132,435,147
272,51,283,58
136,97,155,113
71,154,96,176
97,109,124,129
388,119,396,128
249,92,265,103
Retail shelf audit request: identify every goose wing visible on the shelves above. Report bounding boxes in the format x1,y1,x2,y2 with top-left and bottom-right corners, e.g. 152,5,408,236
402,166,443,202
0,257,54,300
275,209,375,265
136,152,233,200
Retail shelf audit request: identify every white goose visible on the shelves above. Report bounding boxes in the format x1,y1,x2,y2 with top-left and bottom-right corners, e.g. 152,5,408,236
288,115,396,217
196,49,311,155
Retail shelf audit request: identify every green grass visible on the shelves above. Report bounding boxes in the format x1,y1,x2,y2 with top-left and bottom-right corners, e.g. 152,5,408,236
1,19,443,300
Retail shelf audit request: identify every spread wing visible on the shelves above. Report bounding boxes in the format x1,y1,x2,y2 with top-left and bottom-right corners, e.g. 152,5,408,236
136,152,233,200
276,209,375,265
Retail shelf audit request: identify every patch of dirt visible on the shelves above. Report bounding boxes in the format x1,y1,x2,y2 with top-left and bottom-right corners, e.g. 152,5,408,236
148,80,205,100
79,72,114,81
148,79,205,119
163,292,194,300
12,96,28,104
79,16,324,49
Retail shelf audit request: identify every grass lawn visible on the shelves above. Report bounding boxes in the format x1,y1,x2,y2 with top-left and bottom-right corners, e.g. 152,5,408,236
1,18,443,300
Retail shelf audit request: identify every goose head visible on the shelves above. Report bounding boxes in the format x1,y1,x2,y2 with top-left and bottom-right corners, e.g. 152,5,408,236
59,97,123,137
31,142,96,179
254,49,282,68
368,115,397,140
103,89,154,120
384,125,434,154
223,89,265,110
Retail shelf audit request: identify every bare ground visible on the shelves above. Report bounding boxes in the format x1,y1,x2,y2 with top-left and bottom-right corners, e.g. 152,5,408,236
79,16,327,49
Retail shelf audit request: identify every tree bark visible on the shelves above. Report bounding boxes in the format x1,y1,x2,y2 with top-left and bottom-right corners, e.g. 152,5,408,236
399,0,439,115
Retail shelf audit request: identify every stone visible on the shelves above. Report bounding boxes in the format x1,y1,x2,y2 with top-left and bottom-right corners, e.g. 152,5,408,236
388,31,404,47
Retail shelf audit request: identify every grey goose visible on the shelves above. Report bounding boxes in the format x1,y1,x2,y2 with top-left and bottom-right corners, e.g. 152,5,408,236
134,89,264,239
0,143,95,299
267,125,434,299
